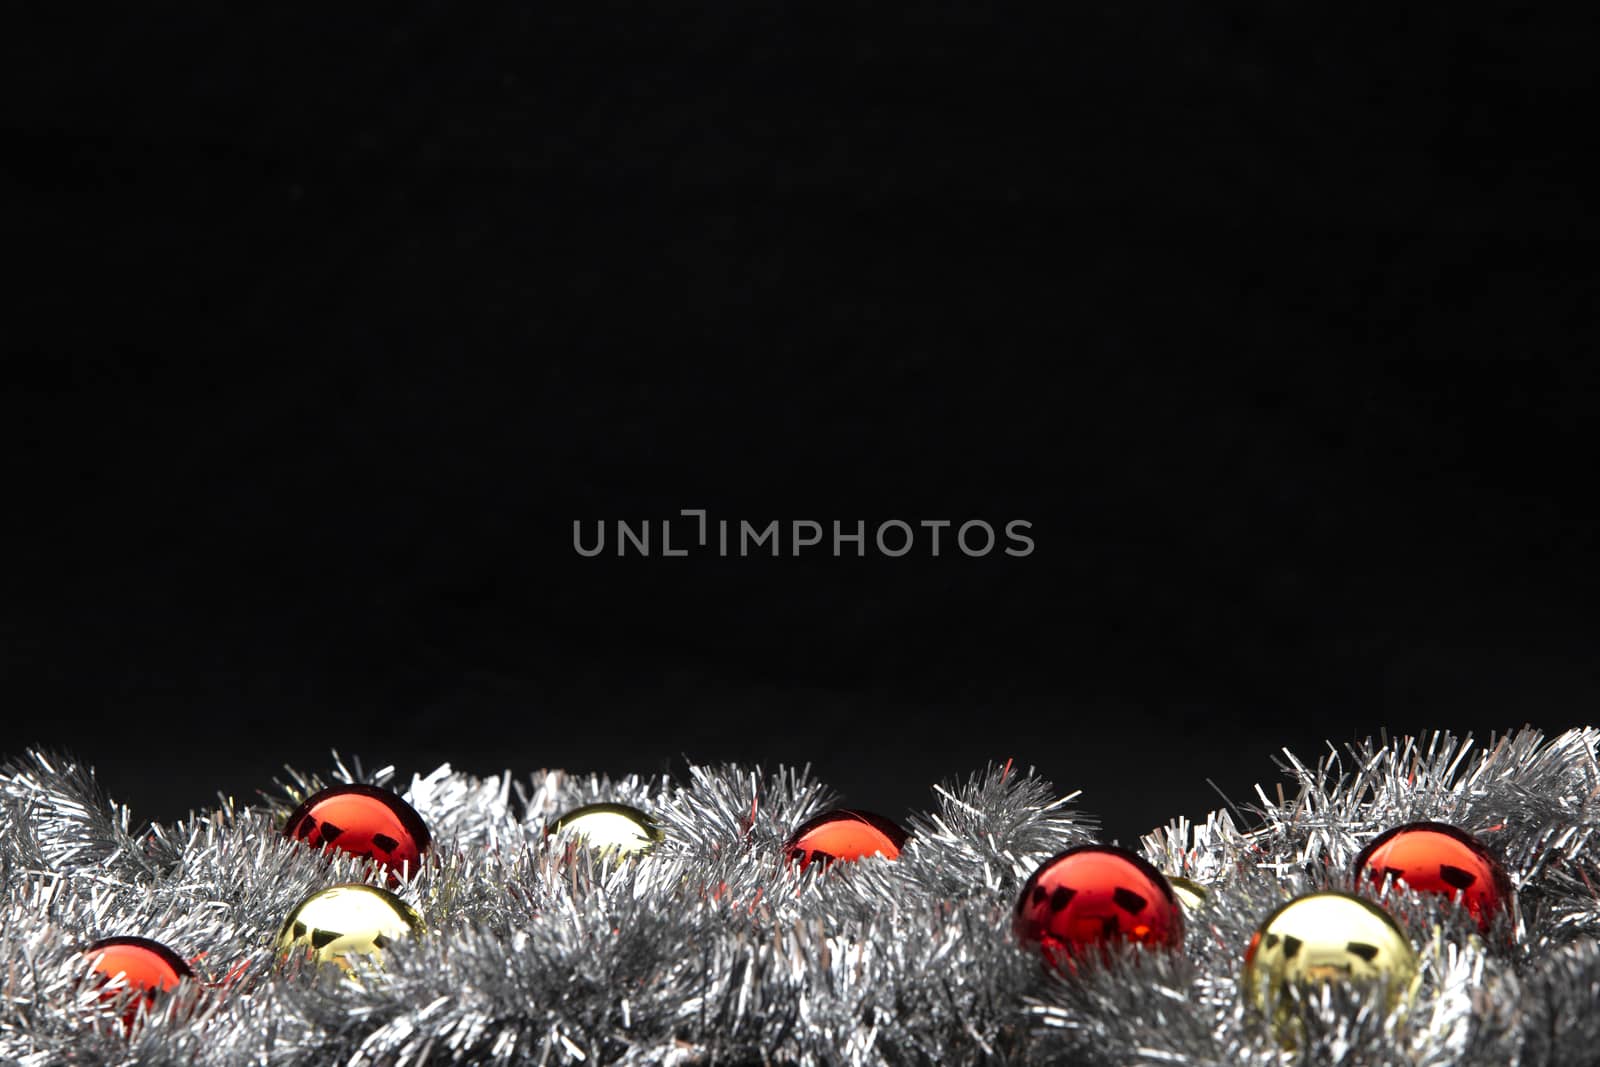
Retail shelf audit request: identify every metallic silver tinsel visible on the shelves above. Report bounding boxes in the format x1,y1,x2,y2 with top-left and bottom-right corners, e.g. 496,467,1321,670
1,728,1596,1065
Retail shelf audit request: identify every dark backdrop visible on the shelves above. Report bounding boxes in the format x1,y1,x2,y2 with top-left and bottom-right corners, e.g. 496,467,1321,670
6,5,1596,842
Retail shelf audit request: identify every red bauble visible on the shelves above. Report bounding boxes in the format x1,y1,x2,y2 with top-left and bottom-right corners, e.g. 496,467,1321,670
1353,821,1512,930
786,809,908,869
283,783,432,880
84,936,193,1026
1013,845,1185,966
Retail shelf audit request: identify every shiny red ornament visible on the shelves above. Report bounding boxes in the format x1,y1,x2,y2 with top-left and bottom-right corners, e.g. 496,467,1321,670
786,809,908,869
283,783,432,881
1353,821,1512,930
84,936,193,1027
1013,845,1185,967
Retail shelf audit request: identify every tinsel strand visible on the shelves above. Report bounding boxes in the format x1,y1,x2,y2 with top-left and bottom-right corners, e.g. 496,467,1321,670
0,727,1595,1065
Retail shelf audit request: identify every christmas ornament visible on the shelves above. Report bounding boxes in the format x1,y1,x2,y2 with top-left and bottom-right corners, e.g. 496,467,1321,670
549,802,663,856
84,936,193,1026
785,809,909,869
1353,821,1512,930
1167,875,1207,911
283,783,431,881
1241,890,1419,1036
275,883,424,969
1013,845,1185,966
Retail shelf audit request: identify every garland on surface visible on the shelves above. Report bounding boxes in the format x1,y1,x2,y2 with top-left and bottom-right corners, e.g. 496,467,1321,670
1,727,1597,1066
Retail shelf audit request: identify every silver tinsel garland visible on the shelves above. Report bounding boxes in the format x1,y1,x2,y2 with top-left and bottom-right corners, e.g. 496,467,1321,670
1,727,1596,1065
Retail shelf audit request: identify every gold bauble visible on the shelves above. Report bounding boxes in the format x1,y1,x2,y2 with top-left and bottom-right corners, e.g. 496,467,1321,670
550,803,662,857
1241,890,1418,1035
276,883,424,969
1167,875,1208,911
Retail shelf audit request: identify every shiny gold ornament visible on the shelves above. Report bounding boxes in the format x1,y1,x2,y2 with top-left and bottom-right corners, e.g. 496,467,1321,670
550,803,662,857
1241,891,1418,1039
275,883,424,969
1167,875,1208,911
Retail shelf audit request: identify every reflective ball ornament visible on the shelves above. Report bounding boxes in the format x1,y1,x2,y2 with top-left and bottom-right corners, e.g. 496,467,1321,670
283,783,432,882
785,809,909,870
276,883,424,969
1013,845,1185,967
550,802,663,857
84,937,194,1027
1353,821,1511,931
1167,875,1208,912
1241,890,1419,1040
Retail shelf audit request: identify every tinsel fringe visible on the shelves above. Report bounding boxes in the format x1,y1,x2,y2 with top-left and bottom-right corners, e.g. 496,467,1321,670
1,727,1596,1065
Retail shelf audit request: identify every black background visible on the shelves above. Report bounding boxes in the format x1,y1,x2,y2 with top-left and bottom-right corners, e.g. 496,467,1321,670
6,6,1596,842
